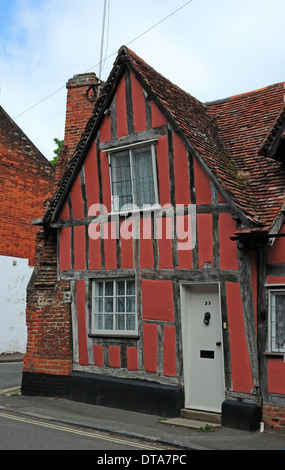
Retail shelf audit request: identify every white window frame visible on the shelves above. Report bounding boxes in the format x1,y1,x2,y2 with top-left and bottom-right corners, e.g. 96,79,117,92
268,288,285,354
107,141,159,213
91,279,137,336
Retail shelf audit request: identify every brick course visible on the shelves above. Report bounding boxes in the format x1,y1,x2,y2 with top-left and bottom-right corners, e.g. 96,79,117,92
54,73,98,187
263,404,285,433
24,229,72,376
0,107,54,265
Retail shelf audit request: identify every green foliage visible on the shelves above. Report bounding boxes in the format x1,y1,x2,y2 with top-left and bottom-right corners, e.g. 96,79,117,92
198,424,215,432
51,137,64,166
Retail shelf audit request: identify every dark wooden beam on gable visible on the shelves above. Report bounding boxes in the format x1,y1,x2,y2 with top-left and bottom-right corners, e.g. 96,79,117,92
259,109,285,162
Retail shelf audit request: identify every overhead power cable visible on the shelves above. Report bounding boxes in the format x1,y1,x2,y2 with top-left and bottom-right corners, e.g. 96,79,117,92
13,0,193,120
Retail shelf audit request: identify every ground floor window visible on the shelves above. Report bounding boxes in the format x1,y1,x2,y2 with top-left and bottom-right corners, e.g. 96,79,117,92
92,279,137,335
269,290,285,353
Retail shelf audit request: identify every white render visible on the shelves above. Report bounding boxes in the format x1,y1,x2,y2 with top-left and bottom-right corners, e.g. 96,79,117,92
0,255,33,354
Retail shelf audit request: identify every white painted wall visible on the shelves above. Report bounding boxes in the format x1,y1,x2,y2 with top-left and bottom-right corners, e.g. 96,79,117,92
0,255,33,354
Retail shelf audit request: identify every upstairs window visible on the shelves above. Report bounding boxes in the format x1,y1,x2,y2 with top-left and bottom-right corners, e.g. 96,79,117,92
109,143,159,212
92,279,137,336
268,290,285,353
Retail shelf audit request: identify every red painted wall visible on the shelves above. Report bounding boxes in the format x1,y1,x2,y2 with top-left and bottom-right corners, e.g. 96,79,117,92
219,213,238,270
74,226,85,270
173,133,191,206
59,227,71,271
116,75,128,138
109,346,121,368
268,225,285,264
197,214,213,269
76,280,89,366
127,347,138,371
84,141,100,209
93,345,104,367
140,216,154,268
151,101,167,127
156,136,171,206
193,158,211,205
226,282,253,393
71,173,84,220
143,323,158,373
268,360,285,394
131,72,147,133
163,325,177,377
142,280,174,322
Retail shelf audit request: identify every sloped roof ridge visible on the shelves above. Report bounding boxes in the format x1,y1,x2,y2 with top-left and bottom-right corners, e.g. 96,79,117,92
0,105,53,170
206,81,285,106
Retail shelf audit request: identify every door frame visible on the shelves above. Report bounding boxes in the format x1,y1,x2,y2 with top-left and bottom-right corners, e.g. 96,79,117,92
180,281,226,413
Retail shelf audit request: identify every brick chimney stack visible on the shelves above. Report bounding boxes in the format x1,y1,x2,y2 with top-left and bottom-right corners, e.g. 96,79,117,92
54,72,99,187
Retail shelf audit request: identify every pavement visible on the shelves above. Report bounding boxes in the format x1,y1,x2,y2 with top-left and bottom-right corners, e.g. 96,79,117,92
0,354,285,450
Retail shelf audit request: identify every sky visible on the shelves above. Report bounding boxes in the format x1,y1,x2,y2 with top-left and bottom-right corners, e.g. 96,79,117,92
0,0,284,161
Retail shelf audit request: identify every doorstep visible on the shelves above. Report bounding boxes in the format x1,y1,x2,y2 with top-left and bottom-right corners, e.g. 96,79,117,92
181,408,221,424
159,408,222,430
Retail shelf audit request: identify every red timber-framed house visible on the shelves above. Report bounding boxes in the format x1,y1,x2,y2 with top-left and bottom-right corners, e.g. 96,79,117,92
22,46,285,432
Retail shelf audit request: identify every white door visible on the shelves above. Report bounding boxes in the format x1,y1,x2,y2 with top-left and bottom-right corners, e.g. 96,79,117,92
181,283,225,413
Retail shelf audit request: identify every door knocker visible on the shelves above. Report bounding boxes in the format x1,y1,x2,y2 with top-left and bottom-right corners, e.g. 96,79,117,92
204,312,211,326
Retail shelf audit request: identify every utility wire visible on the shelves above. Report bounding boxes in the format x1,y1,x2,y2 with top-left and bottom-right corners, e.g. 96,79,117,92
14,0,193,120
99,0,108,80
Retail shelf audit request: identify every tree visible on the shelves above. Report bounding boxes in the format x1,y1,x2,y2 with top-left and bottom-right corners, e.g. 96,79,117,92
51,137,64,166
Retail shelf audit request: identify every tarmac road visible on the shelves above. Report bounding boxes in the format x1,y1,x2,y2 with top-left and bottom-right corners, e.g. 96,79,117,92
0,409,178,451
0,361,23,395
0,355,285,450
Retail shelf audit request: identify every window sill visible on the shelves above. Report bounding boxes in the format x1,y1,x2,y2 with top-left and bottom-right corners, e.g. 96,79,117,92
89,333,140,339
108,204,162,217
264,352,285,359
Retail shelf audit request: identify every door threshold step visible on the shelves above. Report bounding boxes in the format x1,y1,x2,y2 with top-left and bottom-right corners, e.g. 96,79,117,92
180,408,221,425
159,417,220,430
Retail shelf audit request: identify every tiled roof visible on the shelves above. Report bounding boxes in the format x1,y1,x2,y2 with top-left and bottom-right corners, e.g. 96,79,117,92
207,83,285,231
44,46,285,233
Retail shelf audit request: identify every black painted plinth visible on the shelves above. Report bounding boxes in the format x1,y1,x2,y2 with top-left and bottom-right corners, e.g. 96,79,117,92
68,372,183,417
21,371,183,418
222,399,262,432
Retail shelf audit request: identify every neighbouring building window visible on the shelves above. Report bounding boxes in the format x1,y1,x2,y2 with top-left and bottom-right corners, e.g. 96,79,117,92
92,279,137,335
269,290,285,353
109,143,159,211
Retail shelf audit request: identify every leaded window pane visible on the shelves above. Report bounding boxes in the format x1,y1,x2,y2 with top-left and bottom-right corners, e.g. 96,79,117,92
93,280,137,335
109,145,158,211
271,293,285,352
131,146,155,208
110,151,132,210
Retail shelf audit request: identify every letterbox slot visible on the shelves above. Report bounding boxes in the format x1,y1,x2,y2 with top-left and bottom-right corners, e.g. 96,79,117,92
200,350,214,359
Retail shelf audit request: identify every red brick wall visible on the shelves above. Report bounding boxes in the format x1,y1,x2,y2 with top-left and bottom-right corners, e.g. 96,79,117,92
54,73,98,187
263,404,285,433
0,133,54,266
24,229,72,376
